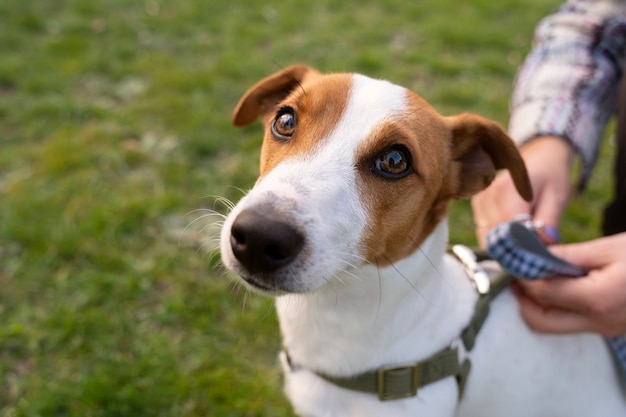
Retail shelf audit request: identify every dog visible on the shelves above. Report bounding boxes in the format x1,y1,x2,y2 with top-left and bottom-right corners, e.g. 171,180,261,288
219,65,626,416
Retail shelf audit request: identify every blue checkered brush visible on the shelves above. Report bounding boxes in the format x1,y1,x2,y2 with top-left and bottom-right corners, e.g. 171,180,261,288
486,222,586,279
486,221,626,378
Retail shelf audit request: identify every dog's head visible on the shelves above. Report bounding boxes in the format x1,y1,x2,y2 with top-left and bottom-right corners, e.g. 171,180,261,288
220,65,532,295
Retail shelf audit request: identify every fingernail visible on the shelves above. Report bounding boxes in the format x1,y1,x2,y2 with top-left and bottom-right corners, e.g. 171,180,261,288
543,226,560,244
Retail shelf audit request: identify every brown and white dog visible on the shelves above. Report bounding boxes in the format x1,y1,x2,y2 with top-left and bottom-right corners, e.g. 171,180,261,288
219,65,626,416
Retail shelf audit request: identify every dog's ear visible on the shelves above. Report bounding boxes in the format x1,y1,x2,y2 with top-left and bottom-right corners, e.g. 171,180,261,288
445,113,533,201
232,65,318,127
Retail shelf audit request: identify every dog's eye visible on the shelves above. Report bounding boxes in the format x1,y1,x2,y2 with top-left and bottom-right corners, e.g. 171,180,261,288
272,108,297,140
372,146,412,179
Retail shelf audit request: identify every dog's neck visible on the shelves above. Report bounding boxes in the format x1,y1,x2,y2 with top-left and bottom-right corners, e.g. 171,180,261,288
275,220,477,377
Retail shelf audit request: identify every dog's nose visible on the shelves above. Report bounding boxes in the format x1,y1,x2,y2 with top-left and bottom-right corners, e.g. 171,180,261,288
230,208,304,273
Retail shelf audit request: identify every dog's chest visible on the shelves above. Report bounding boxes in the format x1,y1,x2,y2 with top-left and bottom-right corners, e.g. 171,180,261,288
276,236,477,382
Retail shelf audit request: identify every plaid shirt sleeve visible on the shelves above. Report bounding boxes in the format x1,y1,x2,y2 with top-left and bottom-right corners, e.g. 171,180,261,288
508,0,626,190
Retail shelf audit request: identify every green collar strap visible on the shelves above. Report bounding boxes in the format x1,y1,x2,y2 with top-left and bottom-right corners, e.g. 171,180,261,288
283,245,512,402
285,345,462,401
452,245,513,351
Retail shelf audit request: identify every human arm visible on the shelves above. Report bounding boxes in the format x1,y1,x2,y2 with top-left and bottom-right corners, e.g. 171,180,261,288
472,0,626,246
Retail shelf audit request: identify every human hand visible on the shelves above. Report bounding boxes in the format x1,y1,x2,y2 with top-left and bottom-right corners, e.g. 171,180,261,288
513,233,626,337
471,136,575,247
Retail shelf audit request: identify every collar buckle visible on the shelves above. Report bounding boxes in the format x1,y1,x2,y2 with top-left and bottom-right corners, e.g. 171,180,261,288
377,362,419,401
451,244,491,294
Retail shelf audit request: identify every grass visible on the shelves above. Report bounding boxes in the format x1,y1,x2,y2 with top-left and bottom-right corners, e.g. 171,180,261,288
0,0,614,416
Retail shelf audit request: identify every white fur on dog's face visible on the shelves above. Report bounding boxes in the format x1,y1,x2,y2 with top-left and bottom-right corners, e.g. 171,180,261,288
220,75,411,294
221,68,531,295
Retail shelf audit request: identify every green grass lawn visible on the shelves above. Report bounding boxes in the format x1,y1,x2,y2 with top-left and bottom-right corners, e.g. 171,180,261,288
0,0,614,416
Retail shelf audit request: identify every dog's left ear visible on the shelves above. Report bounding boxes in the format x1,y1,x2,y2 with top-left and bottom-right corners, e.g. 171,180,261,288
232,65,318,127
444,113,533,201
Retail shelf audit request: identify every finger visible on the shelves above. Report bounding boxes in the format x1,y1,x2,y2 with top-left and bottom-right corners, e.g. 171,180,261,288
471,178,530,246
530,184,567,231
515,278,596,313
515,286,595,334
549,241,613,270
471,198,502,247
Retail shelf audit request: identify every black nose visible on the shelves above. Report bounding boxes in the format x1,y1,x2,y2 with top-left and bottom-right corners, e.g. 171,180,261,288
230,208,305,273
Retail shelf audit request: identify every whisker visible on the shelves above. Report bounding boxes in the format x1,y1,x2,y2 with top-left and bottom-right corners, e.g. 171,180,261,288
418,246,448,286
242,290,249,314
212,264,230,280
215,196,238,211
185,198,233,255
324,252,367,285
330,272,348,287
375,261,383,323
335,250,370,271
188,212,224,225
201,188,247,202
227,278,239,293
407,233,452,291
336,252,367,269
207,250,223,267
185,210,224,231
191,207,222,216
260,301,275,321
224,186,248,198
334,265,362,282
380,253,433,305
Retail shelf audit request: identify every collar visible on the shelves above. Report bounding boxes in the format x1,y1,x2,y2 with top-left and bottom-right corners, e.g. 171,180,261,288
283,245,512,401
284,343,463,401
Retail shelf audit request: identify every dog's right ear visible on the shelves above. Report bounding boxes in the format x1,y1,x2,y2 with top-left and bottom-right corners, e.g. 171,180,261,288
232,65,318,127
444,113,533,202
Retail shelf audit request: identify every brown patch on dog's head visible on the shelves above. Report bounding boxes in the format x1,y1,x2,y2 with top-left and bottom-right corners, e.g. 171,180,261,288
356,91,452,264
232,65,353,176
357,94,532,266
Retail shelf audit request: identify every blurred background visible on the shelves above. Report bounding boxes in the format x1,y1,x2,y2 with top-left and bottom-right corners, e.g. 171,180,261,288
0,0,613,416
